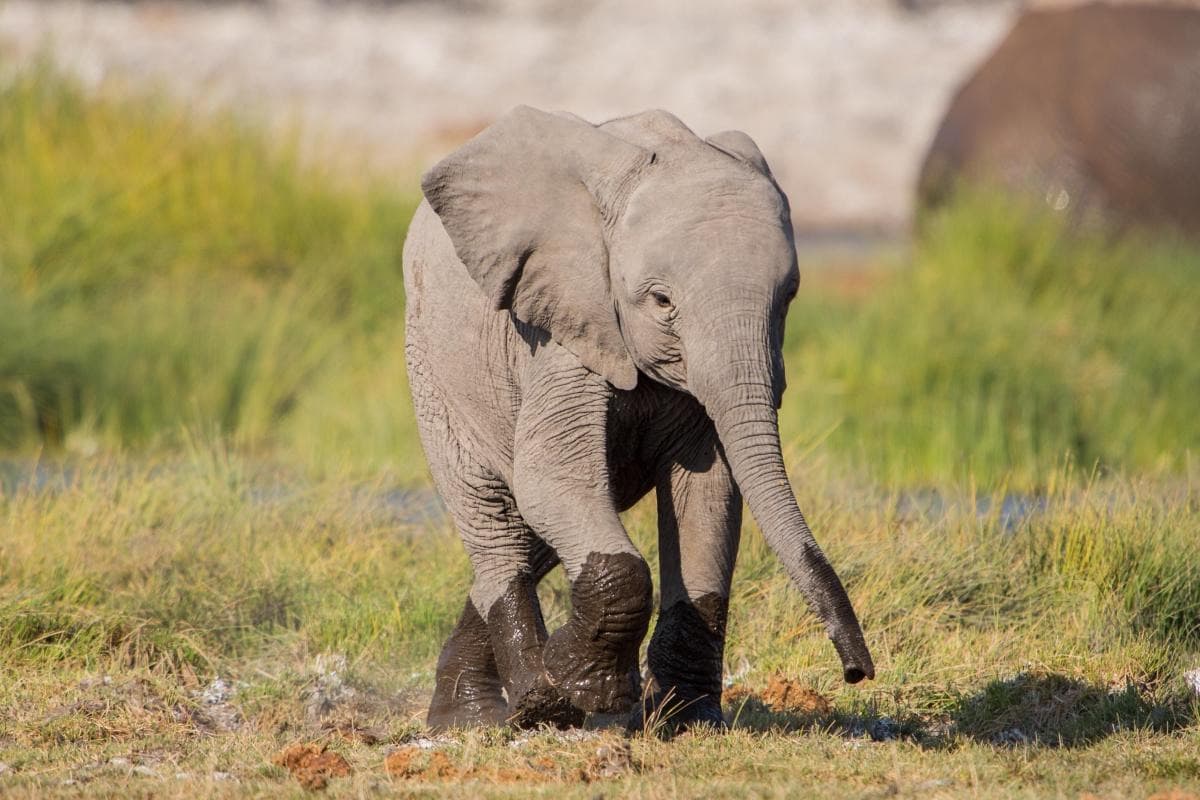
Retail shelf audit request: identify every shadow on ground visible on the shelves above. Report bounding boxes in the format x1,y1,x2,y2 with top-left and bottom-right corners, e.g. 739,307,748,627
725,670,1195,749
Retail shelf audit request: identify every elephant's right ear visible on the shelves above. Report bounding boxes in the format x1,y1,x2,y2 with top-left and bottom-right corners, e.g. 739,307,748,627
421,106,653,391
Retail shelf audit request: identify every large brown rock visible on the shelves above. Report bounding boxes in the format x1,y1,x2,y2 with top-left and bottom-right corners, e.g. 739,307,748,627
918,2,1200,236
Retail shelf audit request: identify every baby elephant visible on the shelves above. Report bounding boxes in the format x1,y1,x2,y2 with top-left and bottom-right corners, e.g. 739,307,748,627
404,106,874,731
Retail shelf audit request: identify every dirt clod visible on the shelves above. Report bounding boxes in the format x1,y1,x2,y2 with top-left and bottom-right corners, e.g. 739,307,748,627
760,675,833,714
273,742,352,791
725,675,832,715
383,747,421,779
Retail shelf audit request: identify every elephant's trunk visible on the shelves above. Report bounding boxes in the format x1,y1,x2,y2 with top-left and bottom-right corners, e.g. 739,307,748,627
690,313,875,683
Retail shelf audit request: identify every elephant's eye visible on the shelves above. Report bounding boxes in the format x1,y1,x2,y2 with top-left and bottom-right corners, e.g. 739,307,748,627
651,291,673,310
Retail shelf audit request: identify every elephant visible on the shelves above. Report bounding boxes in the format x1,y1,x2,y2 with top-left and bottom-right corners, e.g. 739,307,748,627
917,2,1200,237
403,106,874,732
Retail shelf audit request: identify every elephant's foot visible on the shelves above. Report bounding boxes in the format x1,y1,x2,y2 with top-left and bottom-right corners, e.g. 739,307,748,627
543,552,653,714
427,600,508,731
487,576,586,729
505,672,586,729
633,594,730,734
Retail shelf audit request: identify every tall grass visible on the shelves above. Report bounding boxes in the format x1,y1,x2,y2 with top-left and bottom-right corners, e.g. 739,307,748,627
784,193,1200,487
2,66,1198,487
0,63,421,477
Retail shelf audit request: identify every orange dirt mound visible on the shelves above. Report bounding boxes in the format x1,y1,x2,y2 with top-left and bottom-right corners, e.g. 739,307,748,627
761,675,833,714
724,675,833,715
273,742,352,791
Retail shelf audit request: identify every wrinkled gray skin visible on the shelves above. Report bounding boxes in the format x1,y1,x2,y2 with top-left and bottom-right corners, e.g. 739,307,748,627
404,107,874,731
918,3,1200,236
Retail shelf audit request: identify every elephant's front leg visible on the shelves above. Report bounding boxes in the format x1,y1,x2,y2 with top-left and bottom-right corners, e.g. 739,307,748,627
511,353,654,715
638,427,742,732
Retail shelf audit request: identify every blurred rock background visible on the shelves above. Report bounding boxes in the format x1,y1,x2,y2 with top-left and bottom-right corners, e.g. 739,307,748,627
0,0,1022,242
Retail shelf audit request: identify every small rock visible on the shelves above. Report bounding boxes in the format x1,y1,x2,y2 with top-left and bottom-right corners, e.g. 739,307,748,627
1185,669,1200,697
132,765,160,778
108,757,132,770
199,677,234,705
0,762,11,776
210,771,236,782
409,736,449,750
586,741,632,779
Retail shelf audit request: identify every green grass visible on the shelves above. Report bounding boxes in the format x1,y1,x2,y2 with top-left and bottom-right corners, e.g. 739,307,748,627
2,63,1200,797
3,66,1200,487
783,193,1200,487
0,453,1197,796
0,63,423,481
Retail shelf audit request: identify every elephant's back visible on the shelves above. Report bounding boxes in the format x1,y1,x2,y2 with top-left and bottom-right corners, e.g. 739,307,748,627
918,3,1200,233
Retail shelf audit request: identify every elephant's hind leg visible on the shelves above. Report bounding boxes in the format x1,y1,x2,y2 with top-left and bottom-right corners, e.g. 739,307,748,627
428,597,507,730
429,464,581,730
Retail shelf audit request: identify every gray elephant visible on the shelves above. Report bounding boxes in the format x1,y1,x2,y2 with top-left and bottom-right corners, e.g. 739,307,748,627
404,106,874,731
918,2,1200,236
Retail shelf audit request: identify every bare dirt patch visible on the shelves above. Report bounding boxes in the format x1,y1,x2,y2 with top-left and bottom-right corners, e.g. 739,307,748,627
383,735,633,785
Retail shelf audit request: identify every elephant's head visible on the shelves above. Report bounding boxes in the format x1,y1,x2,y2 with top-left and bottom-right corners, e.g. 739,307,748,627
422,106,874,684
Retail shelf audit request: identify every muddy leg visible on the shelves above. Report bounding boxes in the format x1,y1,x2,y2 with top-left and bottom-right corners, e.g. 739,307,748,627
486,542,584,728
634,430,741,733
511,354,654,715
423,446,578,729
427,599,508,730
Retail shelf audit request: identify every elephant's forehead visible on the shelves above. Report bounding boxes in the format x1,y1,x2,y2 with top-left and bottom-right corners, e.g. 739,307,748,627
623,170,788,241
620,206,795,288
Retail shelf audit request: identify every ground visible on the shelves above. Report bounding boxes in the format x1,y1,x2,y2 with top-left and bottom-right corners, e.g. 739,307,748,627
1,458,1197,798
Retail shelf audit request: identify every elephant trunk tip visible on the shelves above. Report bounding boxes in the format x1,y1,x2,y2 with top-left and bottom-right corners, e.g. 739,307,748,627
832,632,875,684
843,664,874,684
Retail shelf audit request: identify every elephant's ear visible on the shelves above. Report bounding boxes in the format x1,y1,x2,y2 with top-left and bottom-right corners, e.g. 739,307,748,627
422,106,652,391
706,130,773,176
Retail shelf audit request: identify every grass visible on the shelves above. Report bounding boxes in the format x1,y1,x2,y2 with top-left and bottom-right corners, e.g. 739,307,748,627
3,66,1200,488
0,452,1197,797
782,192,1200,487
1,64,1199,797
0,62,423,481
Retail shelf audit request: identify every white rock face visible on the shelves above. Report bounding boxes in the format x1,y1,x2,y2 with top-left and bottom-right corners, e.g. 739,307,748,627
0,0,1017,233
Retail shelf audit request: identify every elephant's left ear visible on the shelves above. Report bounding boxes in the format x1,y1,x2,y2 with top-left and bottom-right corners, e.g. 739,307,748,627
706,130,773,176
422,106,651,390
